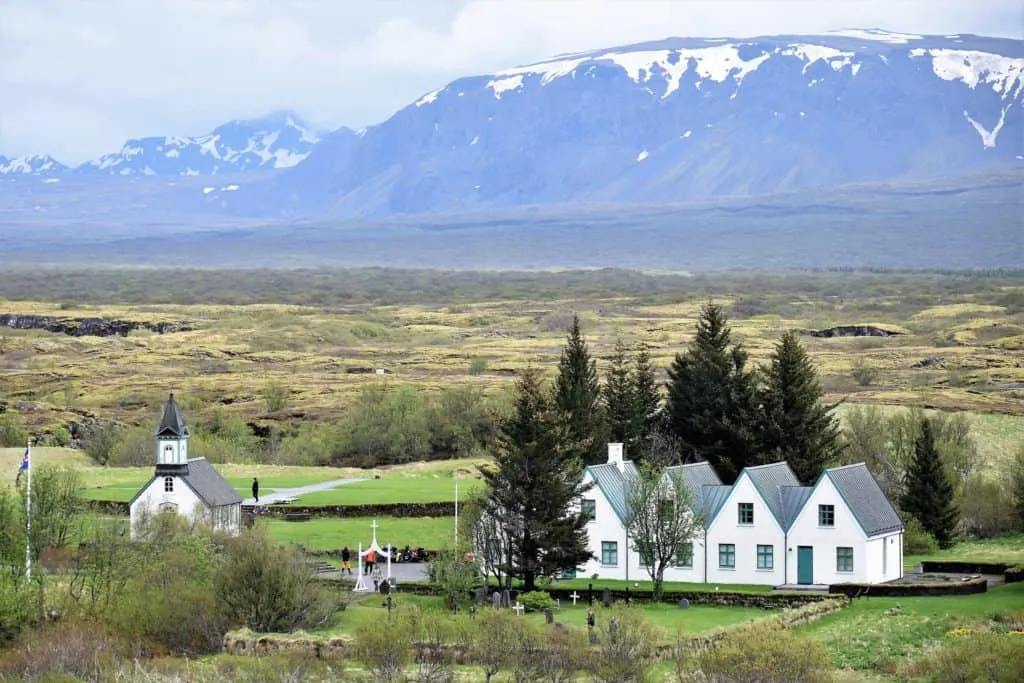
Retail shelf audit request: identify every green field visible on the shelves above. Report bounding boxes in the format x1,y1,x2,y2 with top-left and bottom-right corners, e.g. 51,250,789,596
287,476,484,506
264,516,455,552
906,532,1024,568
797,580,1024,671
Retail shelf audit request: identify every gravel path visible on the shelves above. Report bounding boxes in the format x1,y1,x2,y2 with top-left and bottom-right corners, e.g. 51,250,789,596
244,477,369,506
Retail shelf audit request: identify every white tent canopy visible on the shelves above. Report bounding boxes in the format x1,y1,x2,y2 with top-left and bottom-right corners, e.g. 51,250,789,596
353,519,392,592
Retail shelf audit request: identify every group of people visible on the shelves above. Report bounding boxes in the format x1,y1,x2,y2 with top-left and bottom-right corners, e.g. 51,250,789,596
339,545,382,574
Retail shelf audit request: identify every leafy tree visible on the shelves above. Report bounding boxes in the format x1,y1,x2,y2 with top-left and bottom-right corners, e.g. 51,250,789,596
1011,444,1024,529
21,466,82,558
665,302,761,481
587,606,658,683
901,419,959,549
554,314,606,465
759,331,844,484
428,546,479,611
626,455,702,601
0,413,28,448
483,369,593,591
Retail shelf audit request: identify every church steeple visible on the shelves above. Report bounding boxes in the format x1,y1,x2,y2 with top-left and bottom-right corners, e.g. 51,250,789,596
156,393,189,473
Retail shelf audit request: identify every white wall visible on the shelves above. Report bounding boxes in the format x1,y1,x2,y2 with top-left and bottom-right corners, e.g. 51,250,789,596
705,474,787,586
156,436,187,465
130,475,203,538
579,471,631,581
864,532,903,583
785,477,869,585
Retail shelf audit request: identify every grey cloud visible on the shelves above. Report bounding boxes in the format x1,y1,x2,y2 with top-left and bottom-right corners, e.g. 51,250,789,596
1,0,1020,163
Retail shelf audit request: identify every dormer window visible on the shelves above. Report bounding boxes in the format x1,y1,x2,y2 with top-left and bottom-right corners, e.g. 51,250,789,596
163,444,174,458
164,476,174,493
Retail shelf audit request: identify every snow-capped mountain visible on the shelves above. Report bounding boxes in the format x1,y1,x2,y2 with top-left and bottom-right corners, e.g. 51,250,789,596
209,30,1023,217
80,110,322,177
0,154,67,176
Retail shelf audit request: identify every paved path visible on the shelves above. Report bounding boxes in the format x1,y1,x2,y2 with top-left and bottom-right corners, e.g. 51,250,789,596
322,561,432,584
244,478,368,506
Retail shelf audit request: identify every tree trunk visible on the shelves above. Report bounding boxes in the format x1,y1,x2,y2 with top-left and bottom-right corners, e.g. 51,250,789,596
654,565,666,602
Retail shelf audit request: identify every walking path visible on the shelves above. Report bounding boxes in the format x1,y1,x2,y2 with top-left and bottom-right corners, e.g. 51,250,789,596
243,478,369,506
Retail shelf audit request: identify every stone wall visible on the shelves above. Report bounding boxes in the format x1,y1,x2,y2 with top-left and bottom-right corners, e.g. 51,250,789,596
830,576,987,597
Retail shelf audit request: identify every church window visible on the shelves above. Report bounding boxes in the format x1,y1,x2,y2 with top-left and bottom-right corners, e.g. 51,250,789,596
164,476,174,493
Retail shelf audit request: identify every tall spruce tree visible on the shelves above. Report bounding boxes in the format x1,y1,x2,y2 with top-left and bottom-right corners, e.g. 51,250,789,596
603,339,634,446
901,419,959,549
554,314,606,465
482,370,593,590
631,343,662,444
760,331,844,484
664,302,761,480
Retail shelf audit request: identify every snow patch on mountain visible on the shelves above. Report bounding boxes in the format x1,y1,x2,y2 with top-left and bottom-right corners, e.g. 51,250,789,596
825,28,924,44
0,155,67,175
910,48,1024,97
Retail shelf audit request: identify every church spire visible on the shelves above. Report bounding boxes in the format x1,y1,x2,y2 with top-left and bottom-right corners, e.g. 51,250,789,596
156,393,189,438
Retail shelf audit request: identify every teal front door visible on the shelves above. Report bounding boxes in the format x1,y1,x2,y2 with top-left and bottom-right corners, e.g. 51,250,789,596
797,546,814,585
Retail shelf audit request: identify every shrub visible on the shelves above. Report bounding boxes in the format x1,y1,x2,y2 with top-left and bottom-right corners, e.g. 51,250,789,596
45,425,72,447
518,590,557,612
0,572,37,645
261,381,290,415
428,547,479,611
903,516,940,555
469,356,489,375
0,412,28,448
215,527,340,633
353,608,416,682
587,606,658,683
914,631,1024,682
850,358,879,386
471,609,519,682
959,475,1017,539
688,618,831,682
0,620,132,680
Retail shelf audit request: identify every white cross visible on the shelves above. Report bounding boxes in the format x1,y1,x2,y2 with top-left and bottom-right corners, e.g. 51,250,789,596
569,591,580,606
370,519,378,533
512,602,525,616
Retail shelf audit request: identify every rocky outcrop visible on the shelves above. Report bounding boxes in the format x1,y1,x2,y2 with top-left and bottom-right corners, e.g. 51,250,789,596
804,325,902,338
0,314,190,337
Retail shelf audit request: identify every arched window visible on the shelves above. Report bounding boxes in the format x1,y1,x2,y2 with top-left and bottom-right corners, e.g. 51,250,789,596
163,444,174,459
164,476,174,493
159,502,177,513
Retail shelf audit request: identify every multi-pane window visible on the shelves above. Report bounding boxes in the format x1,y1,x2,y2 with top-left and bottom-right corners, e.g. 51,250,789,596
837,547,854,572
819,504,835,527
676,542,694,567
756,545,774,570
164,476,174,493
636,541,654,566
657,499,675,521
581,499,596,521
719,543,736,568
601,541,618,566
738,502,754,525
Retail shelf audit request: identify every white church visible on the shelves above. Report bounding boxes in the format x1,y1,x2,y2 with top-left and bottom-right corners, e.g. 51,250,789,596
129,393,243,537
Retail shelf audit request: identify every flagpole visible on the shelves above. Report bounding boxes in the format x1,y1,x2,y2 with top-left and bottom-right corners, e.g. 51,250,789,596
25,439,31,579
454,479,459,548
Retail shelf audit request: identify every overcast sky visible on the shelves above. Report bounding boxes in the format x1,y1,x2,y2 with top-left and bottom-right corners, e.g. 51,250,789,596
2,0,1021,164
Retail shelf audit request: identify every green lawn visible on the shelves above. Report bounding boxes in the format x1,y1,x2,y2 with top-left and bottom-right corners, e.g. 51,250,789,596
797,580,1024,671
287,477,484,506
264,516,456,552
906,532,1024,569
313,593,772,641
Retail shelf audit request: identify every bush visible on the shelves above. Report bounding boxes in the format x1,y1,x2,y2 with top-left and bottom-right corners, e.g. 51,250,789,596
428,547,479,611
0,413,28,448
45,425,72,447
0,620,132,680
518,590,557,612
960,475,1018,538
588,606,658,683
912,631,1024,682
0,572,38,646
353,608,416,682
850,359,879,386
215,527,340,633
469,357,488,375
903,516,939,555
688,619,831,682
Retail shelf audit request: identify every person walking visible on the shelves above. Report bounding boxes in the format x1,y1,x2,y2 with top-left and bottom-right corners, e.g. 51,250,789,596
341,545,352,575
251,477,260,503
365,548,376,574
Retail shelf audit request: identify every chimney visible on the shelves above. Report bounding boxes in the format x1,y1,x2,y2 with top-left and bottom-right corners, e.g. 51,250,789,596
607,443,624,472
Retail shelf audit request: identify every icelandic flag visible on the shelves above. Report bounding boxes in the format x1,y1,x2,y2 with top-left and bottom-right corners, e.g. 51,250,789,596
15,447,28,484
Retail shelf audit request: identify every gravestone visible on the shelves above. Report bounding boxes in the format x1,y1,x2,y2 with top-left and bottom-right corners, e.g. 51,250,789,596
475,585,489,605
544,608,554,625
379,580,391,595
502,589,512,608
677,598,690,609
492,591,502,610
602,588,612,608
608,617,619,644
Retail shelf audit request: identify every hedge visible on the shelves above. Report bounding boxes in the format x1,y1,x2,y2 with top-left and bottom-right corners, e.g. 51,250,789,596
84,499,457,519
920,561,1012,574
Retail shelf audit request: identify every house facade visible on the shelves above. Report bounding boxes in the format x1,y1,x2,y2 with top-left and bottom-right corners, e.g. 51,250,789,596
129,394,243,538
578,443,903,587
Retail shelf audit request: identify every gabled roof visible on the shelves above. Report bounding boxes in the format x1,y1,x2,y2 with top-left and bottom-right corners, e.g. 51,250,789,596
156,393,189,438
700,485,733,525
826,463,904,537
585,461,638,523
781,485,813,529
183,457,243,507
667,462,723,524
744,462,801,528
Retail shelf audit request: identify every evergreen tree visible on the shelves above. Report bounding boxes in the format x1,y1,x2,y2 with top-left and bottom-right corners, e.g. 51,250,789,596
631,343,662,445
554,314,606,465
603,339,634,446
901,419,959,549
664,302,761,480
482,370,593,590
760,331,844,484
